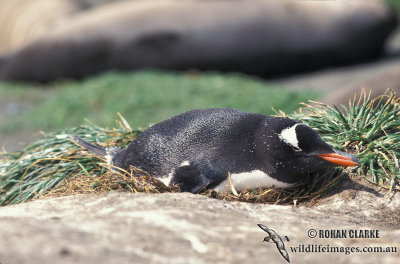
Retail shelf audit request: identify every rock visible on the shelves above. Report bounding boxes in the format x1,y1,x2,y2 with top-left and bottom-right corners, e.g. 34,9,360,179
0,0,397,82
270,31,400,101
0,179,399,264
322,67,400,107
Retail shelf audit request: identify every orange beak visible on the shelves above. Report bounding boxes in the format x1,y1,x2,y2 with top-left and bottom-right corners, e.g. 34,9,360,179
318,152,359,167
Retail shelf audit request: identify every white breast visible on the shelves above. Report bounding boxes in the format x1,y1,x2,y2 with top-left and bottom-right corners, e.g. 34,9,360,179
213,170,294,193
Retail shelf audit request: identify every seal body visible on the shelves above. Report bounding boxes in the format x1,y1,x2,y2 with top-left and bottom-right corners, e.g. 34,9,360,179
75,108,359,193
0,0,397,82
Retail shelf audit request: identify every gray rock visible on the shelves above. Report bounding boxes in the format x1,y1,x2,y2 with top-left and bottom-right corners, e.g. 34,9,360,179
0,0,397,82
0,184,398,263
271,31,400,104
322,67,400,107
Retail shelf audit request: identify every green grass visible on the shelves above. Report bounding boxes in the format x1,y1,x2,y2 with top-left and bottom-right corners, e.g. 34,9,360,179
0,90,398,206
386,0,400,18
0,70,318,134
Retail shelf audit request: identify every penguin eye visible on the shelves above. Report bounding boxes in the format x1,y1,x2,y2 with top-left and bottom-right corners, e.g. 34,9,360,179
289,144,302,152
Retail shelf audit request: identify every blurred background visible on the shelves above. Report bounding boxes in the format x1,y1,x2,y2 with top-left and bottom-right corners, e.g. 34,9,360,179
0,0,399,151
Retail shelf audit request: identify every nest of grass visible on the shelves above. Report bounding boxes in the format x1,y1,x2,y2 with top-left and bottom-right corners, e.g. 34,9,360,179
1,91,399,206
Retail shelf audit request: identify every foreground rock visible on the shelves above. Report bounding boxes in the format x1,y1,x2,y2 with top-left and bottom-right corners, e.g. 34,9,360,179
0,0,397,82
0,182,399,264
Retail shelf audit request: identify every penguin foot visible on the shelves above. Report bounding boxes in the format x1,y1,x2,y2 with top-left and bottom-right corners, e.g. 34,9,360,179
171,164,210,193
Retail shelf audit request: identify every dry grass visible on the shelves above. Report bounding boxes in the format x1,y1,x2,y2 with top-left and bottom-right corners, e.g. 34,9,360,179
44,165,180,198
42,161,345,206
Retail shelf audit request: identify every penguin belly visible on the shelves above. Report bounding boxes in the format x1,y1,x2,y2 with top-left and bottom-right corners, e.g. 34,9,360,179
212,169,295,192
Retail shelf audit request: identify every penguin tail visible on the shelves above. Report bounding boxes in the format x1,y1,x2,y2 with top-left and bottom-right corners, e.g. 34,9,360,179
71,135,107,157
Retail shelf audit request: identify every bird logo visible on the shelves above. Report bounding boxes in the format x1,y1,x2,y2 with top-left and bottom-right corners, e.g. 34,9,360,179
258,224,290,263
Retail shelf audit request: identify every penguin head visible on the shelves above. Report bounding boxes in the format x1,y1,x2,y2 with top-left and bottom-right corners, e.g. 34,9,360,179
288,123,359,167
257,118,359,181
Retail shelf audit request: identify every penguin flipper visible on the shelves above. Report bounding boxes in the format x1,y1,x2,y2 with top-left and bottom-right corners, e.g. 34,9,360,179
171,164,210,194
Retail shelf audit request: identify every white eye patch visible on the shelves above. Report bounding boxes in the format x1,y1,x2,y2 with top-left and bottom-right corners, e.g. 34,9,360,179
278,124,302,151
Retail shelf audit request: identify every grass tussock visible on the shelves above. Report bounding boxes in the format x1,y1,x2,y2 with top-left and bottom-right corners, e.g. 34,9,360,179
1,90,399,206
0,119,137,205
287,89,400,191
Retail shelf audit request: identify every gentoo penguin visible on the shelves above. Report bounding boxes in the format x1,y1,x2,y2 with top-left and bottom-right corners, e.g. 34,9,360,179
74,108,359,193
